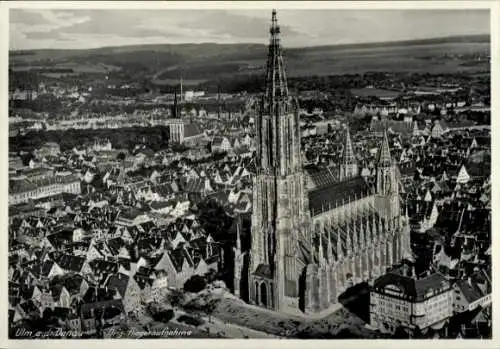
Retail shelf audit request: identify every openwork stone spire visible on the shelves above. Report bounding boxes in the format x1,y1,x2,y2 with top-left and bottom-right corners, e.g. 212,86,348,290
341,125,358,180
343,126,356,164
377,130,393,167
265,9,289,103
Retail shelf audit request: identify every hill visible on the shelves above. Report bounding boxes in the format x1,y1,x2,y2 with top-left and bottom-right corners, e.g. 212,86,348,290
9,35,490,84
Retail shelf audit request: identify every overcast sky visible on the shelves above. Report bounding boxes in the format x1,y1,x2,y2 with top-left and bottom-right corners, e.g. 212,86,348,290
9,9,490,50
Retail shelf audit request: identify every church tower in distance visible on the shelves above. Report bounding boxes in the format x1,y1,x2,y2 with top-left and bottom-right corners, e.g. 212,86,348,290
248,9,311,314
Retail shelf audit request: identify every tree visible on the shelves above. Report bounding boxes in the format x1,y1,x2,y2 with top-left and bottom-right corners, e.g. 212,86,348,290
183,275,207,293
204,268,218,283
197,198,233,242
201,297,220,324
184,292,221,328
166,289,185,308
147,303,175,323
117,152,126,161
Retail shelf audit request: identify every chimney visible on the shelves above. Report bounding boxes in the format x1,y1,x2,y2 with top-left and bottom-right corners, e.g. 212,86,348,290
468,277,473,287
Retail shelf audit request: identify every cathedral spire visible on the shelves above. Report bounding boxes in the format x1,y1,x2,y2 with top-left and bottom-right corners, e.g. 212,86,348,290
265,9,288,103
341,125,358,180
377,130,393,167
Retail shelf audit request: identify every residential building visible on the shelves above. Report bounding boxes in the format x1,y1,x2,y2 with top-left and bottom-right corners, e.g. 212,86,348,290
370,265,453,334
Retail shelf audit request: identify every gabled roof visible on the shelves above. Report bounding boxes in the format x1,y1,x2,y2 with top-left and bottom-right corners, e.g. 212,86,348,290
60,274,86,295
168,248,193,273
89,259,119,274
30,260,55,278
254,264,272,279
80,299,124,319
376,131,393,166
55,254,86,272
308,176,372,217
105,273,130,298
184,123,202,138
133,274,153,290
456,278,490,304
106,237,126,256
304,165,338,189
19,299,39,315
374,266,450,302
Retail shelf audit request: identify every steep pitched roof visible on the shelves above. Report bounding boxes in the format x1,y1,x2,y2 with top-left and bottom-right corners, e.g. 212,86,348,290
168,248,193,273
342,126,356,166
374,266,449,302
105,273,130,298
89,259,119,274
80,299,124,319
133,274,153,290
254,264,272,278
456,279,490,304
308,176,372,217
55,254,86,272
184,123,202,138
304,165,338,189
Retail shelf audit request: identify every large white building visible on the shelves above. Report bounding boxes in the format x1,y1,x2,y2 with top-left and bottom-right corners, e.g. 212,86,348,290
165,119,204,144
237,10,411,317
370,264,453,334
9,173,81,205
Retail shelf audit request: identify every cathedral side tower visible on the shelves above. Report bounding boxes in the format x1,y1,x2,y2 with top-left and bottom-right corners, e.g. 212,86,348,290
375,131,413,263
375,131,400,220
340,126,359,181
248,10,310,314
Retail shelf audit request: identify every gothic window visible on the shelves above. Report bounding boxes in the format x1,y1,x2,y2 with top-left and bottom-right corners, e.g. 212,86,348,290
280,181,288,200
269,282,274,307
267,226,274,262
385,171,391,192
260,282,268,307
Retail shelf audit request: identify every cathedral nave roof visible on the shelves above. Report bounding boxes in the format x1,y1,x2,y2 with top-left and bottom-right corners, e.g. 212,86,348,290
308,176,372,217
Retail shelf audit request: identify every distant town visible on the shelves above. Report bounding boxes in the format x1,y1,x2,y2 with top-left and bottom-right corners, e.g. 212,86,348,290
8,9,490,340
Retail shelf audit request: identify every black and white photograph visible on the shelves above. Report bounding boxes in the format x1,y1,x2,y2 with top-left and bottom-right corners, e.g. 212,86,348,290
4,1,494,343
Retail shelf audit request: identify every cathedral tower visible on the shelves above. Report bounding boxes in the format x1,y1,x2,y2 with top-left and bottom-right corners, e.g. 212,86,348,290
375,131,400,220
248,10,310,314
340,126,358,180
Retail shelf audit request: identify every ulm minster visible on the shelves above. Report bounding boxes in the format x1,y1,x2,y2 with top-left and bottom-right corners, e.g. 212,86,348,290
8,8,491,339
238,10,411,316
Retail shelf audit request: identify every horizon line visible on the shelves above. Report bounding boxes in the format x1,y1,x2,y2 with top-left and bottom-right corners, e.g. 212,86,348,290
9,33,490,52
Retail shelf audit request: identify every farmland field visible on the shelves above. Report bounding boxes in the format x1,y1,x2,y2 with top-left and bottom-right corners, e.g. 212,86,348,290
9,35,490,82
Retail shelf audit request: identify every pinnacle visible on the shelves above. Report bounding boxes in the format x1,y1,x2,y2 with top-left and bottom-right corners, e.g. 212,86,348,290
265,9,288,102
377,130,393,166
343,126,356,165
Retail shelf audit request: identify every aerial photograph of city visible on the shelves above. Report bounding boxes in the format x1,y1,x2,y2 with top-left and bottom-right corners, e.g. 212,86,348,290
6,3,492,341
